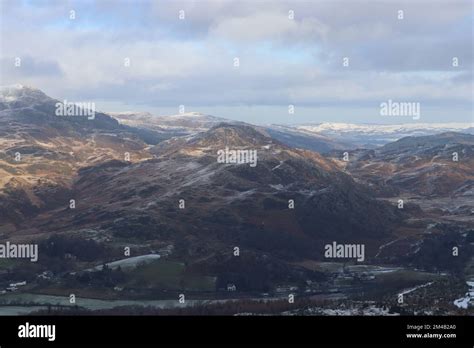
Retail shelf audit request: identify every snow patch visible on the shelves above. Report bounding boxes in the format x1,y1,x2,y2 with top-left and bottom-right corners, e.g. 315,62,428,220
87,254,161,271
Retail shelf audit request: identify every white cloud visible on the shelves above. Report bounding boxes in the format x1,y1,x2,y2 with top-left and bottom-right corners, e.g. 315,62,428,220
0,0,471,123
208,11,328,43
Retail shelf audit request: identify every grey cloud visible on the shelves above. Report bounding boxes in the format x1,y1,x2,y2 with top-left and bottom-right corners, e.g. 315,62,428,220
0,0,471,123
0,56,63,78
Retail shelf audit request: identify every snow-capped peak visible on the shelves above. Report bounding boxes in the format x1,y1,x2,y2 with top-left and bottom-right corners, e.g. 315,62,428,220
0,84,51,104
298,122,473,134
168,112,209,118
294,122,474,147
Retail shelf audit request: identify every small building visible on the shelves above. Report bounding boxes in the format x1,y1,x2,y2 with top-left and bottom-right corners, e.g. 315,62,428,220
38,271,53,280
227,284,236,292
158,245,174,257
275,285,299,294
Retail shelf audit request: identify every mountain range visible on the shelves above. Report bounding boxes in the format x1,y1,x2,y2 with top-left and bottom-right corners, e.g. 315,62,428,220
0,84,472,315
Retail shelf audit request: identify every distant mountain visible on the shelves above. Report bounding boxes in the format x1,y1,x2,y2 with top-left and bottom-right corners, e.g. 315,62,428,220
0,85,154,225
0,84,121,130
111,112,350,153
110,111,233,134
328,132,474,197
110,110,474,152
265,124,351,153
295,122,474,147
0,84,55,110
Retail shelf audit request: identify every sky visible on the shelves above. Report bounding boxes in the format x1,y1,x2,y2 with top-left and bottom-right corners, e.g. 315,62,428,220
0,0,473,125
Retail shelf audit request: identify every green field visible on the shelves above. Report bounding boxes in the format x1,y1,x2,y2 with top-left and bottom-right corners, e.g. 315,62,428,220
125,260,216,291
0,258,16,269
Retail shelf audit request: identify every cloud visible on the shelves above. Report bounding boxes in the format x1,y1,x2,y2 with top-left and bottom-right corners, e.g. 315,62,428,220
1,56,63,78
208,11,328,44
0,0,472,122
